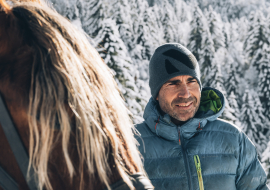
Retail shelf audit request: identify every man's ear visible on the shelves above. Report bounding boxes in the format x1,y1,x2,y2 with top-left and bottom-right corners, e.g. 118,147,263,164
156,96,158,101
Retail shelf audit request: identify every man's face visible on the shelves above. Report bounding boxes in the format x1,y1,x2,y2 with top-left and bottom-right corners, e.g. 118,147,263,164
156,75,201,124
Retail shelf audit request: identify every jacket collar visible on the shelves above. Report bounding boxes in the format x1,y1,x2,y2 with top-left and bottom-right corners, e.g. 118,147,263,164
143,87,225,141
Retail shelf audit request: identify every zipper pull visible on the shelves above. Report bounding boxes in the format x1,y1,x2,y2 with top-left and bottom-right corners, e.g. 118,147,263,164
178,127,181,145
194,155,204,190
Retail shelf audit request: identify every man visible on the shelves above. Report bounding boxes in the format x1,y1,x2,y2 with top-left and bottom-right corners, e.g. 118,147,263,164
136,43,269,190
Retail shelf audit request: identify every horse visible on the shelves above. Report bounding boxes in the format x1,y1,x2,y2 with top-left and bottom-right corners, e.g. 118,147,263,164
0,0,153,189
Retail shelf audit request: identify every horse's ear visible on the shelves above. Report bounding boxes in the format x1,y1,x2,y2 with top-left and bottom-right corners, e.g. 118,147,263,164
0,0,12,14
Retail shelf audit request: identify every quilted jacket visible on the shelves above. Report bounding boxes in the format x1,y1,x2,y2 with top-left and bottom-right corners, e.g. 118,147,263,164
136,87,268,190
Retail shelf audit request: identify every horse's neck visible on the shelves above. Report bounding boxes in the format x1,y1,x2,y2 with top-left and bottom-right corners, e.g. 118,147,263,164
0,99,31,190
0,99,140,190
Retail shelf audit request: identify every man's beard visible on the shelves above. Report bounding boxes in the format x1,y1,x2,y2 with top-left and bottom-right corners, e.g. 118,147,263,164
159,96,200,122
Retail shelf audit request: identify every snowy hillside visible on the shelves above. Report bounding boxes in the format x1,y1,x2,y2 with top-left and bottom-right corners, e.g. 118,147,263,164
49,0,270,185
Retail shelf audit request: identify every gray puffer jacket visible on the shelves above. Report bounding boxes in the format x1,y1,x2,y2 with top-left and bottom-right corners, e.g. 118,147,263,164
136,87,268,190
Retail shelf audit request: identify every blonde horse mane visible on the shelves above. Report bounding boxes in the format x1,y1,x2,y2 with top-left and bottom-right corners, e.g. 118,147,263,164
0,0,144,189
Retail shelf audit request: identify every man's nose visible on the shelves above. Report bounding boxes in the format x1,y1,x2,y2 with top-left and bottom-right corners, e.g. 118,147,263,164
177,84,191,98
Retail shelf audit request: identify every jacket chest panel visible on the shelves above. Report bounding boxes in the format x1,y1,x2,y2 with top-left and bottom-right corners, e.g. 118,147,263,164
186,154,238,177
144,156,186,179
184,131,239,156
139,136,181,158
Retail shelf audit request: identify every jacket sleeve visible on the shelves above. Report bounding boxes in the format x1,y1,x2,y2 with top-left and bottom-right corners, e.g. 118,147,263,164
236,132,269,190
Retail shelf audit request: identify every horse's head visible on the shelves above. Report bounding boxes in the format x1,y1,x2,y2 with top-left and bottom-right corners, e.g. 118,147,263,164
0,1,144,189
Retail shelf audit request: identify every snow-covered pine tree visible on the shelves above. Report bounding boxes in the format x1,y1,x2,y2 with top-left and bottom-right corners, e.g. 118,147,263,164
240,89,268,158
109,0,135,52
94,19,143,122
223,49,242,97
129,0,155,60
50,0,79,22
160,0,178,43
150,5,165,46
188,5,209,61
173,0,192,45
188,5,215,85
203,51,224,92
205,5,225,51
114,0,152,122
256,33,270,122
137,5,164,60
222,52,242,125
127,0,148,61
128,0,154,120
244,10,269,72
79,0,109,37
244,10,270,122
226,92,241,125
222,22,231,49
174,0,190,23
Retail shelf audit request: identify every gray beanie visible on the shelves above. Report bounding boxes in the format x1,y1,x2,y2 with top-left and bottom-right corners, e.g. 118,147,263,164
149,43,202,99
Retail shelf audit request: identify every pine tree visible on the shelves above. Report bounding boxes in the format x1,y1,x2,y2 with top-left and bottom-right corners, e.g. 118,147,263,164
174,0,190,23
137,6,164,60
222,22,231,49
188,5,215,85
224,54,241,97
160,0,178,43
244,10,269,72
188,5,210,61
240,89,268,157
94,19,143,122
244,10,270,121
50,0,80,21
79,0,109,37
118,0,154,121
203,53,224,91
257,37,270,122
205,6,225,51
132,1,153,60
109,0,135,52
222,51,242,125
226,92,241,125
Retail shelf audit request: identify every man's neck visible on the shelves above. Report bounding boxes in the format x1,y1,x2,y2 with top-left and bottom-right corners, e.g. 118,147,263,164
170,117,188,126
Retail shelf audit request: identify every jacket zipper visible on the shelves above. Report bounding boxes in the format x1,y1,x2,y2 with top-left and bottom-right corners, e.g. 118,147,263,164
194,155,204,190
178,127,193,190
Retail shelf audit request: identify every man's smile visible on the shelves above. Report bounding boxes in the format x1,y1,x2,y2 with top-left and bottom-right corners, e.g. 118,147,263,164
175,102,193,110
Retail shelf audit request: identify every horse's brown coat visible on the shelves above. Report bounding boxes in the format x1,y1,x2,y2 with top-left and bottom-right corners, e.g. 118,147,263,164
0,96,132,190
0,2,140,189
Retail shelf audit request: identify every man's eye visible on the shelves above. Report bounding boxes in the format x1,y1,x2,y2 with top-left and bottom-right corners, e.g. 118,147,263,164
169,82,178,85
189,80,197,83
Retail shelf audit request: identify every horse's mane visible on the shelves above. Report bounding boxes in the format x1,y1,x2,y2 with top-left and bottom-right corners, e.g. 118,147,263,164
0,1,143,189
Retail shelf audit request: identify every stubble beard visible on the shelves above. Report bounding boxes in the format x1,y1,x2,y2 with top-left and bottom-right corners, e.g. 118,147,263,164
159,96,200,122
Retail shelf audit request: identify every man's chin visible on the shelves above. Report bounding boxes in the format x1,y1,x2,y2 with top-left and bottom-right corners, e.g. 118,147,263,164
173,112,195,122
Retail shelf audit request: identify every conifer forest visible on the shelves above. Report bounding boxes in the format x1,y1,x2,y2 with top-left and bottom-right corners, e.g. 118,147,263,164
49,0,270,185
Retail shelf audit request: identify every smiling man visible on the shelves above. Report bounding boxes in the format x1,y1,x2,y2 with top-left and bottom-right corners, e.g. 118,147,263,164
136,43,268,190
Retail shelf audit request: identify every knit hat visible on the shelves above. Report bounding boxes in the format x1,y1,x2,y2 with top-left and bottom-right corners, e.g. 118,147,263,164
149,43,201,99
